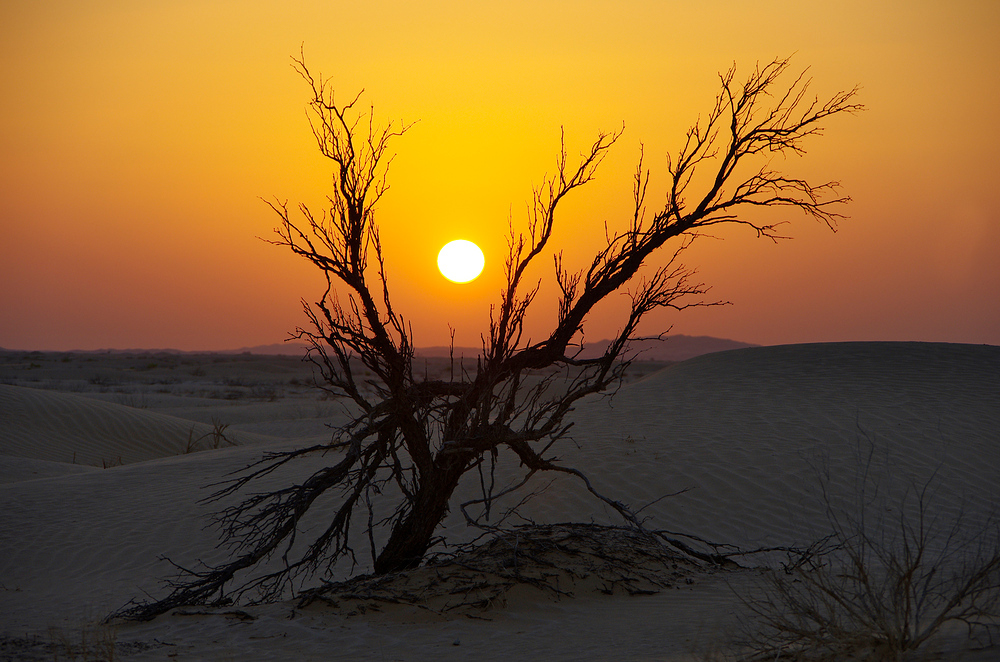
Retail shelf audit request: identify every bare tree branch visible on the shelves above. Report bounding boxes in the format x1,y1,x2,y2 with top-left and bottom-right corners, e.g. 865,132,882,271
113,55,861,622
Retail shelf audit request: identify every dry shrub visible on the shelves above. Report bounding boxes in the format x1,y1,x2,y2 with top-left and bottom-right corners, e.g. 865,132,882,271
738,444,1000,661
182,419,235,454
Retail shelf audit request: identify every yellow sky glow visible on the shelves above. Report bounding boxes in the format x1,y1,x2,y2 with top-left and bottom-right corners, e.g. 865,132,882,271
1,1,998,351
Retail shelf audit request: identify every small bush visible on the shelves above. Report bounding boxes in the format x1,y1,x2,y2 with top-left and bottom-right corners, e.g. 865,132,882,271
183,420,235,454
738,446,1000,661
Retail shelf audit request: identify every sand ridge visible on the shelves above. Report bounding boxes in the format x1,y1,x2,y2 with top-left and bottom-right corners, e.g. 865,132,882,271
0,384,280,468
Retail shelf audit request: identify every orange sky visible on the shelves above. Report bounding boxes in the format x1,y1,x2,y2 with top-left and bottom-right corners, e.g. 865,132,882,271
2,1,998,351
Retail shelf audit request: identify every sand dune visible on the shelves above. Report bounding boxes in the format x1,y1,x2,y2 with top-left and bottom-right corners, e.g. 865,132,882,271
0,342,997,660
535,342,1000,549
0,455,98,485
0,384,275,468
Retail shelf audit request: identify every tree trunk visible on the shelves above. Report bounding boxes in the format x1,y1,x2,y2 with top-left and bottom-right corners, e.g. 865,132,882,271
373,455,469,574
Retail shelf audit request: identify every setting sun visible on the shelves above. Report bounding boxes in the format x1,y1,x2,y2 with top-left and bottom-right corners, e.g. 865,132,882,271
437,240,485,283
1,1,998,352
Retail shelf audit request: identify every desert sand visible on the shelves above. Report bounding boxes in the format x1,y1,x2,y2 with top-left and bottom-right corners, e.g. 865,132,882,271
1,342,998,660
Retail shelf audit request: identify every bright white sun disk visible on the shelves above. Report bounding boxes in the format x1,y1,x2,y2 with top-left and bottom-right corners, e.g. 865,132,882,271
437,240,485,283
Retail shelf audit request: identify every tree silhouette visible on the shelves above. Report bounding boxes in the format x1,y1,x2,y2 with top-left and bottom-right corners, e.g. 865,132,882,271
116,55,861,620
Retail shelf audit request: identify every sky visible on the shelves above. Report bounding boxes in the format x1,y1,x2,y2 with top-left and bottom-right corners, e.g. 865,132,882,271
2,1,998,352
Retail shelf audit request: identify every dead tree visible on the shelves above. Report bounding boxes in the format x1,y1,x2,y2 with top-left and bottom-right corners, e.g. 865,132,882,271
114,56,861,620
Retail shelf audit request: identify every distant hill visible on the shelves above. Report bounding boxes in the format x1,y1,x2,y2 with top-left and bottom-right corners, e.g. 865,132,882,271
577,335,758,362
232,335,757,361
414,335,757,362
227,342,310,356
1,335,755,360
